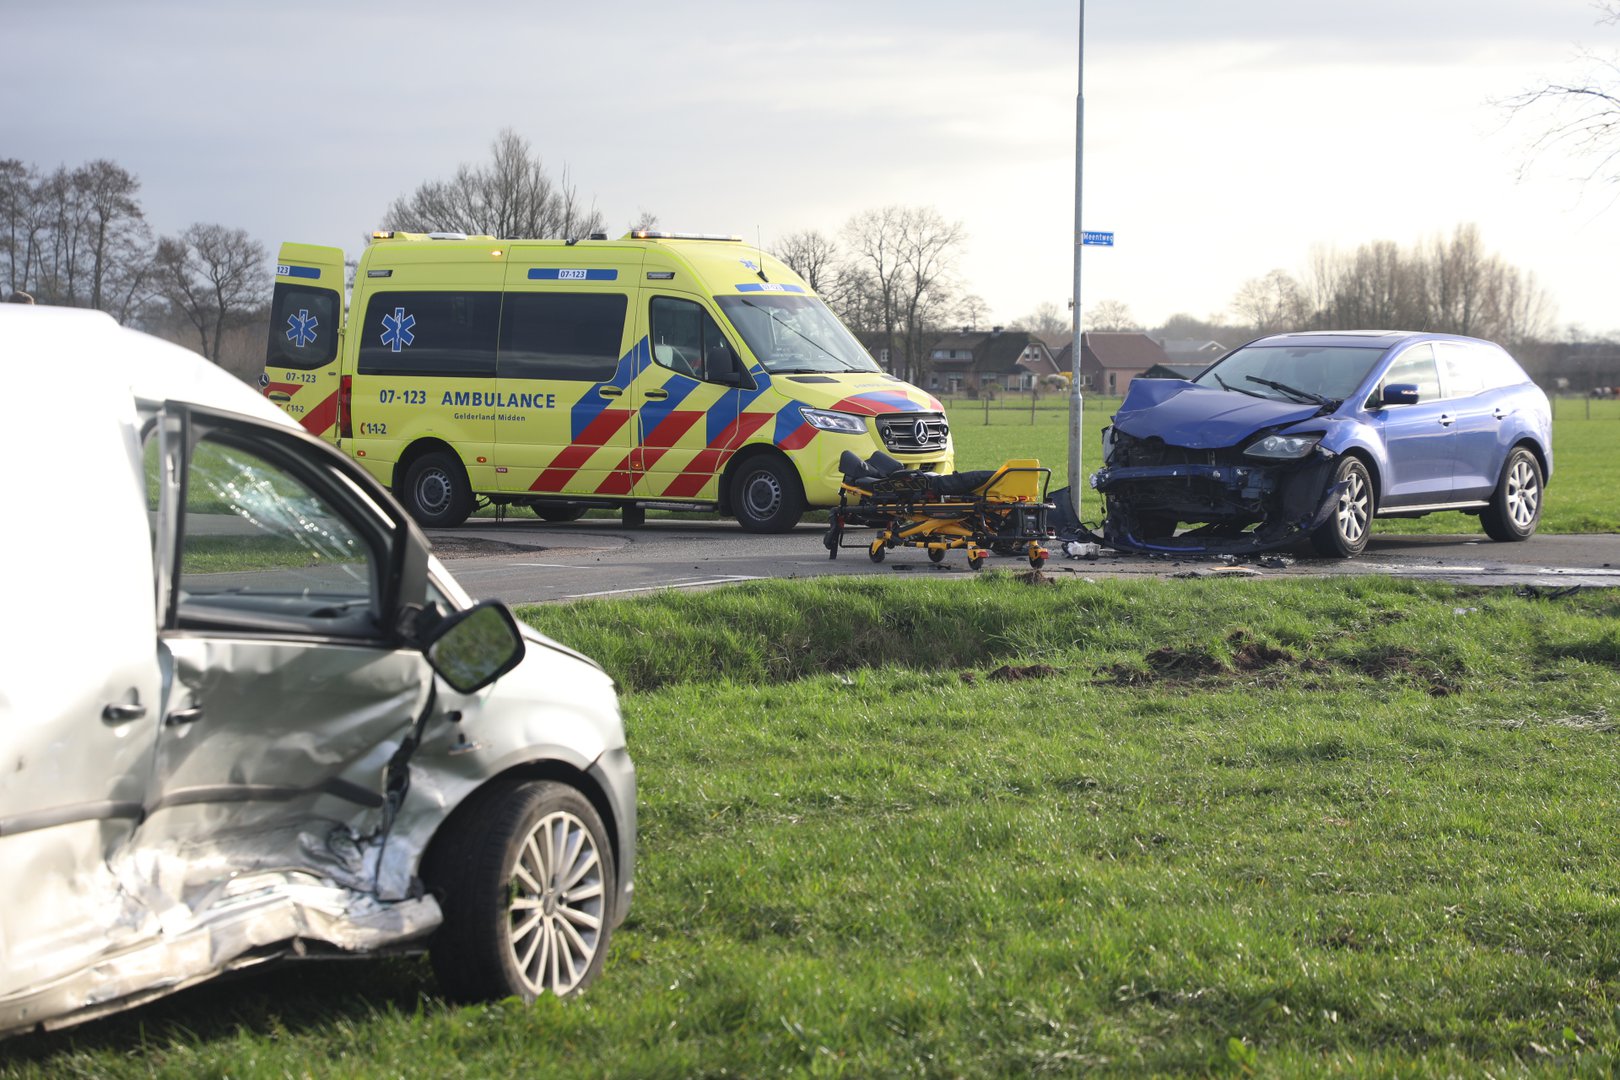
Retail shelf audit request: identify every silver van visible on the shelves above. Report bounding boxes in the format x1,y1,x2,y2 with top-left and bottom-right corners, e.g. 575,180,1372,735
0,306,635,1037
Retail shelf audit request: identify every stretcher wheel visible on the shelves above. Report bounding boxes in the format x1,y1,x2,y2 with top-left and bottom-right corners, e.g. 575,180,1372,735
1028,546,1048,569
967,553,986,571
927,546,945,563
868,542,886,564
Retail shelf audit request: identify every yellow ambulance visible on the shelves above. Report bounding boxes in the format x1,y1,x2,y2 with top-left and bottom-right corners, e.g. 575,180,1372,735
262,230,954,531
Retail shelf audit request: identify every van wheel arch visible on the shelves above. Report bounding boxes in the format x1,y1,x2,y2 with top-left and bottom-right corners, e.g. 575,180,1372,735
396,439,473,527
723,448,806,533
419,759,625,924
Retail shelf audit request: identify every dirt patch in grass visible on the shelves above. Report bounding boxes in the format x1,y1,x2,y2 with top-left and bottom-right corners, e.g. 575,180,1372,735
962,664,1061,684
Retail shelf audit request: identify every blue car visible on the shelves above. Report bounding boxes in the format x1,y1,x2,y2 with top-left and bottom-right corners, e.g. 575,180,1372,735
1090,330,1552,558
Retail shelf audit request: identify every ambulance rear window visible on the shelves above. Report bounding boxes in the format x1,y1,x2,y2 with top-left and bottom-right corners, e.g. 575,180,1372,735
499,293,627,381
357,291,500,377
267,283,339,371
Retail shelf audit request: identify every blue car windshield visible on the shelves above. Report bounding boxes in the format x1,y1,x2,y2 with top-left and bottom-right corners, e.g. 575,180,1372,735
1194,345,1385,403
717,295,880,374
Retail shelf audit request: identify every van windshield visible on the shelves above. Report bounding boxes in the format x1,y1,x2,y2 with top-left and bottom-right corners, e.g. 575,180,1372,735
717,295,880,375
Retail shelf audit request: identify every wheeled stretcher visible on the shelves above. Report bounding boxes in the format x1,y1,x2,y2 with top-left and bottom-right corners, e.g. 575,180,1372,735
825,451,1054,570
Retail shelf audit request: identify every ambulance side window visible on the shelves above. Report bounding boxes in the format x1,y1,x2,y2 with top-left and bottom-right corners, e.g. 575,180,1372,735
499,293,627,381
357,291,499,378
649,296,739,383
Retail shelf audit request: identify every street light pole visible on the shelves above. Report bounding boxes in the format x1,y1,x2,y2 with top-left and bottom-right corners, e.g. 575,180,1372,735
1067,0,1086,520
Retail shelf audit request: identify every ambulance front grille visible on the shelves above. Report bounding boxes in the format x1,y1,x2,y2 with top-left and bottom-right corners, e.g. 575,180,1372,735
876,413,951,453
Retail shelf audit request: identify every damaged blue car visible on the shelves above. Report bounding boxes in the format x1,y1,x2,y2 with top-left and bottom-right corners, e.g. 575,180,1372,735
1090,330,1552,558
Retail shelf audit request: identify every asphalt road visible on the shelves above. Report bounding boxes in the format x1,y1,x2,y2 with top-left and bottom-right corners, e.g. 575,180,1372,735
425,516,1620,604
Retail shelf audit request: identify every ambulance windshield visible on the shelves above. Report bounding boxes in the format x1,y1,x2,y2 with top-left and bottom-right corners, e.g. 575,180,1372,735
717,295,881,375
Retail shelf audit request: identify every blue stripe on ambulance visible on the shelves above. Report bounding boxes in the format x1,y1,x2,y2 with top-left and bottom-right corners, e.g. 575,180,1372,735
570,338,651,441
638,376,701,435
733,282,805,293
277,264,322,280
706,380,774,444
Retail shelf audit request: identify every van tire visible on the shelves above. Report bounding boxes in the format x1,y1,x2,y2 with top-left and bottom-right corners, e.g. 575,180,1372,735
425,780,615,1003
533,504,588,523
732,456,804,533
402,452,474,528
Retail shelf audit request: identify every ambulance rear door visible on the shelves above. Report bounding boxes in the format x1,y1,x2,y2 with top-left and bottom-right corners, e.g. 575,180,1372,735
265,244,346,442
496,245,639,498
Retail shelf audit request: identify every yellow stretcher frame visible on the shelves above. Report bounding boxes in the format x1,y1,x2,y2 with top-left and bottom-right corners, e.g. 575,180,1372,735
825,458,1054,571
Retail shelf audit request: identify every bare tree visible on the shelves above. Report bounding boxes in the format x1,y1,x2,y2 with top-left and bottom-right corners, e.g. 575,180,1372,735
842,206,906,371
0,157,154,320
1085,299,1140,332
1230,269,1307,334
771,228,845,298
382,129,605,239
153,224,267,361
1502,2,1620,190
843,206,963,384
1013,301,1070,338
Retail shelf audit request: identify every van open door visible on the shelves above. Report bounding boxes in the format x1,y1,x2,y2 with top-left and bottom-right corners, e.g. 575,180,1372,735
264,243,347,442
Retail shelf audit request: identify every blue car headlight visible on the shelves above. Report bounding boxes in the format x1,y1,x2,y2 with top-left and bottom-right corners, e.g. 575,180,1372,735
800,407,869,435
1243,433,1322,460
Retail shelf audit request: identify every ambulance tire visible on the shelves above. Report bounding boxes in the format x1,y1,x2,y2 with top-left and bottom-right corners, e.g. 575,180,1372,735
532,504,588,523
732,456,804,533
403,452,474,528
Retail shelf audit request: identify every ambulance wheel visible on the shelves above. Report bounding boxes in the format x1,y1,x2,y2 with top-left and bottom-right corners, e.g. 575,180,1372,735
403,452,474,528
927,546,946,563
967,553,986,571
533,504,588,523
733,457,804,533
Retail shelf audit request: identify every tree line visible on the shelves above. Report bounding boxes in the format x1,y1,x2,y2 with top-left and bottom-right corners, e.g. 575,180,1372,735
3,129,1596,391
0,158,269,365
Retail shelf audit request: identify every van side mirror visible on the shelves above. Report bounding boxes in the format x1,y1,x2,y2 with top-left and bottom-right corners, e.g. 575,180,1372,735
423,601,526,693
1381,383,1420,407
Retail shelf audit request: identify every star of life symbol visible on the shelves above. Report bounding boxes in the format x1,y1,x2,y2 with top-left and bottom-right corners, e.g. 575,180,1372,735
740,259,760,272
285,308,319,348
381,307,416,352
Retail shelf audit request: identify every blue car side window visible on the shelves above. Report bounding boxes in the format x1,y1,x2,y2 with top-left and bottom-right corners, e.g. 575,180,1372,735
1383,345,1439,402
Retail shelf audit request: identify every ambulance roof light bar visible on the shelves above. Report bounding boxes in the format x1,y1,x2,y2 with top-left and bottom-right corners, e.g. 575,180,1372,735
627,230,742,242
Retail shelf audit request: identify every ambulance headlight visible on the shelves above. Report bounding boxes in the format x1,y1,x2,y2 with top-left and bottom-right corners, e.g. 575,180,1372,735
800,408,868,435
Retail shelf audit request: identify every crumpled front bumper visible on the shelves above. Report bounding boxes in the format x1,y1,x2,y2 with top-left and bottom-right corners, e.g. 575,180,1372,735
1091,452,1343,555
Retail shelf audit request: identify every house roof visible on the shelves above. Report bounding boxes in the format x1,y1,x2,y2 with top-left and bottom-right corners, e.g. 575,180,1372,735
1143,363,1207,380
1080,332,1172,369
925,329,1058,375
1155,336,1229,362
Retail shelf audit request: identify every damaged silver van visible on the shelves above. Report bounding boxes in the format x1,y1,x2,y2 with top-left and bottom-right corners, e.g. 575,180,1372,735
0,306,634,1037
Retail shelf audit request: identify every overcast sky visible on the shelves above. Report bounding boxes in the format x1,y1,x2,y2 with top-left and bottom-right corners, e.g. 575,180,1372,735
6,0,1617,336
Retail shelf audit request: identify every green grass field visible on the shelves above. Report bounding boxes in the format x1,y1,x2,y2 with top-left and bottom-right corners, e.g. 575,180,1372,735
10,576,1620,1077
944,394,1620,535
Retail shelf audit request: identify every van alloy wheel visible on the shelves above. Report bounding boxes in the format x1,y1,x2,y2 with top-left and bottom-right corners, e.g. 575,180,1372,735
426,780,616,1002
504,808,607,997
